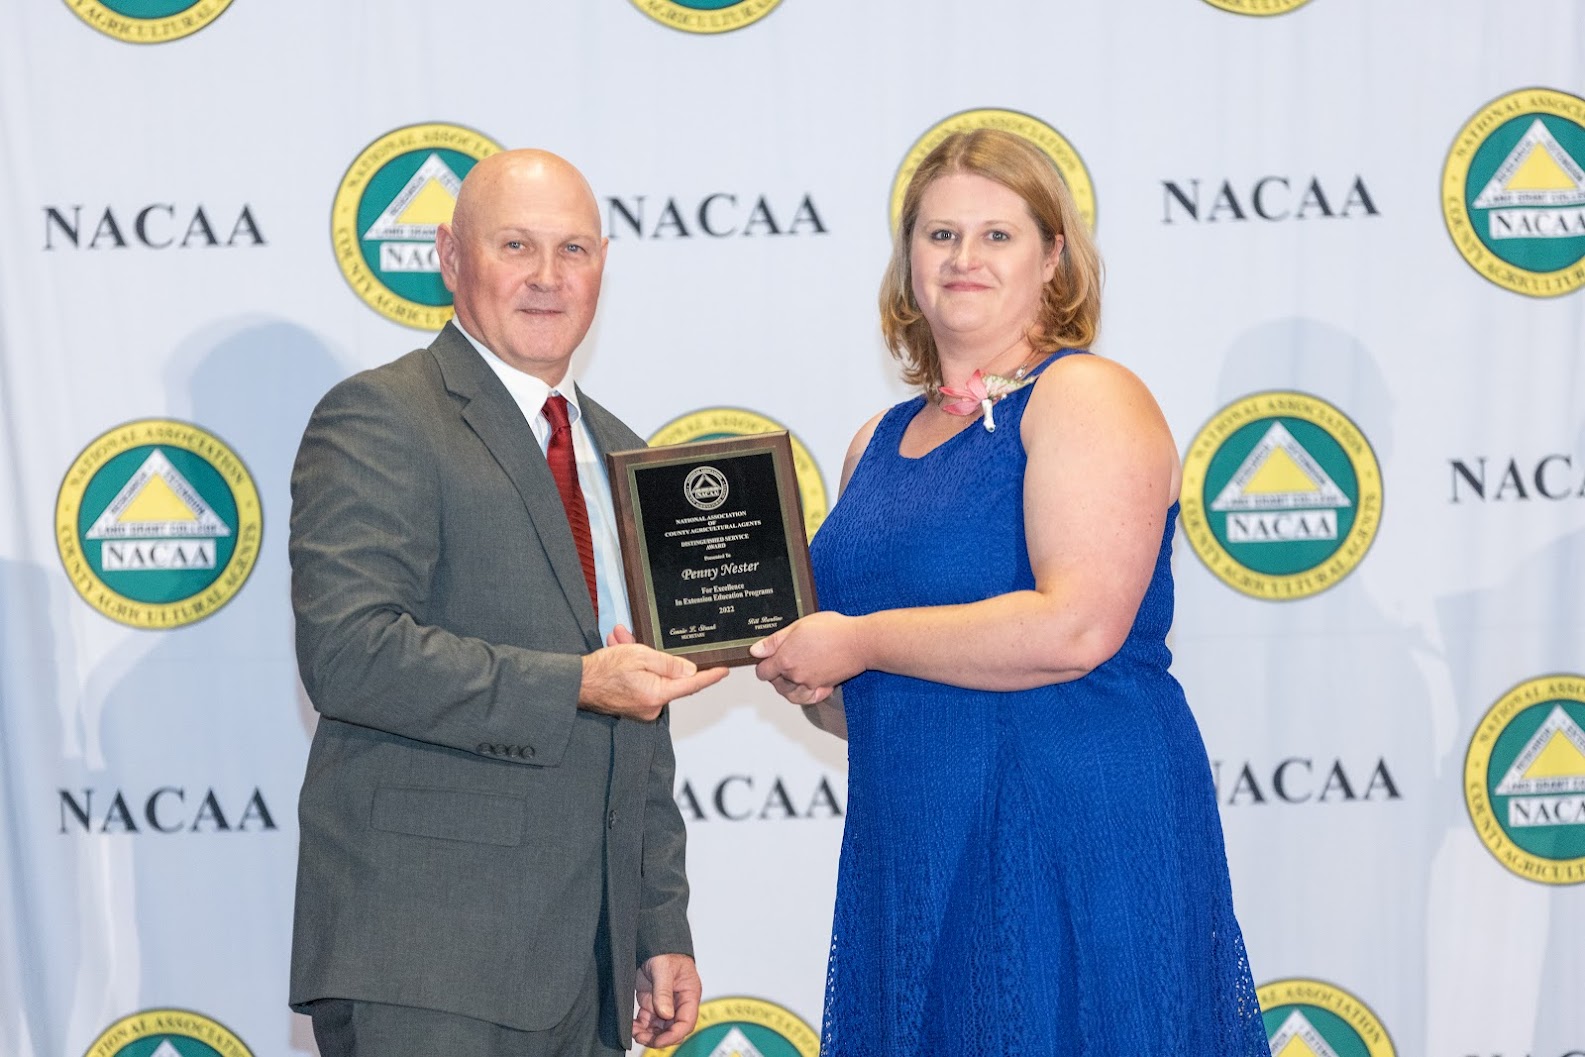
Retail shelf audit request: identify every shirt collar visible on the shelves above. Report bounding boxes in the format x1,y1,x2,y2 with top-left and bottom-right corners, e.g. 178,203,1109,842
452,320,583,424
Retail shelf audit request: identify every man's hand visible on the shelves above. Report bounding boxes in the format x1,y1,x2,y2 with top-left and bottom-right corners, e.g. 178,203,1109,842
632,952,701,1048
579,625,728,721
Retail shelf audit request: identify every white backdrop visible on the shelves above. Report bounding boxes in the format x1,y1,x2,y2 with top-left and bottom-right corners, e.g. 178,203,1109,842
3,2,1584,1056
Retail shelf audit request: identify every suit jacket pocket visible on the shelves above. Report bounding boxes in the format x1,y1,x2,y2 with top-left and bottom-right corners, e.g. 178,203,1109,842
370,785,527,847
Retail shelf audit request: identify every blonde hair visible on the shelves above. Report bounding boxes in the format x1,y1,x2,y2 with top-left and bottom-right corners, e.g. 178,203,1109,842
880,128,1103,392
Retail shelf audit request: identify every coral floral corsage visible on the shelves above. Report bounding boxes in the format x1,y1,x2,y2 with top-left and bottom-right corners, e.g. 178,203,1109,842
937,369,1037,433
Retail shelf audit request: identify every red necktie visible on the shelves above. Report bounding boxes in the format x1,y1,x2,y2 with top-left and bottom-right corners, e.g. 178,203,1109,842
541,394,598,622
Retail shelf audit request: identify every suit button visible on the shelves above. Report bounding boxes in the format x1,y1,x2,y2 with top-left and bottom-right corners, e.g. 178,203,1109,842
478,743,493,754
525,745,535,757
607,810,618,829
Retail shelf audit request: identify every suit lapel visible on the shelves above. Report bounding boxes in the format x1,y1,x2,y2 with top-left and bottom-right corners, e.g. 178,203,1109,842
575,385,646,464
429,325,600,648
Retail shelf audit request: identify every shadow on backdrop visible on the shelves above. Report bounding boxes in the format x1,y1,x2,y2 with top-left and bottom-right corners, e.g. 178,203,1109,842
1173,317,1439,1055
78,319,344,1056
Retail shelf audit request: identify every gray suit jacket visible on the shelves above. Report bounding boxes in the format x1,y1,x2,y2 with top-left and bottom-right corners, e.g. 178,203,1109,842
287,324,690,1044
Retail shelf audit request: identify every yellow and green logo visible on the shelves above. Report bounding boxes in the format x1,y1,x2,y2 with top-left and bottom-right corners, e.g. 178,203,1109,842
629,0,781,34
56,419,261,629
643,996,817,1057
1443,88,1585,297
1258,979,1396,1057
1181,392,1382,601
1200,0,1313,16
1465,673,1585,885
891,108,1096,235
64,0,232,43
332,122,504,329
650,409,827,539
83,1008,255,1057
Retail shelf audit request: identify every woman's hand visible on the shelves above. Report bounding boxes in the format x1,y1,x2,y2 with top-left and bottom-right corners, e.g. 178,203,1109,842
750,612,865,705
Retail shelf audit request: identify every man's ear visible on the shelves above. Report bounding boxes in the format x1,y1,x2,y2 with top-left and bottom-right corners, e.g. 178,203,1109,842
436,223,459,293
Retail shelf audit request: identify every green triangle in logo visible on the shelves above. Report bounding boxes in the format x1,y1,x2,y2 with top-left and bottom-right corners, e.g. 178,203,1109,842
1210,422,1351,513
85,449,231,541
706,1026,768,1057
1473,119,1585,209
1495,705,1585,795
363,152,463,242
1269,1010,1345,1057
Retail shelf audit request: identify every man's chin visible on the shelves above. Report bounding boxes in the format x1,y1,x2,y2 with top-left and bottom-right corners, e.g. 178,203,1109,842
496,334,581,372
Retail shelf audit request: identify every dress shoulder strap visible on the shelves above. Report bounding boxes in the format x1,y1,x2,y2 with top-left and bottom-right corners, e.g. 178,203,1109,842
849,395,924,473
1027,347,1090,379
868,395,924,445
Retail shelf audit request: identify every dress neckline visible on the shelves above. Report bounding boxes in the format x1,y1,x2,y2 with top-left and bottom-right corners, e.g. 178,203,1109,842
895,399,978,462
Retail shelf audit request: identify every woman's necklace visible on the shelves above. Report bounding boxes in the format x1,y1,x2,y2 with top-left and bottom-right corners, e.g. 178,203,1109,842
936,350,1048,433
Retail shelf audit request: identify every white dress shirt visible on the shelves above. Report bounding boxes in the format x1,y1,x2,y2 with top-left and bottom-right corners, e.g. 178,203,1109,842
453,322,633,644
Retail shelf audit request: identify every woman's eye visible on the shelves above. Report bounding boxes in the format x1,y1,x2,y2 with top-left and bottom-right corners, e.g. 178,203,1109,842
929,229,955,241
988,230,1009,242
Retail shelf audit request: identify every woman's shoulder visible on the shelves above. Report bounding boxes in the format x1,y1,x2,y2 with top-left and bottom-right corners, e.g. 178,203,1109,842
1032,349,1159,410
1025,351,1173,453
1024,350,1182,496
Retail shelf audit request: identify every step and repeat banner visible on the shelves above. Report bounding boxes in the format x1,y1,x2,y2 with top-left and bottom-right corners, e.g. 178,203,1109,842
2,1,1583,1055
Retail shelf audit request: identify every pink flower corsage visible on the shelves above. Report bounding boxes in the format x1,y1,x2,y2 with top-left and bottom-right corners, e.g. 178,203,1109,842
937,369,1036,432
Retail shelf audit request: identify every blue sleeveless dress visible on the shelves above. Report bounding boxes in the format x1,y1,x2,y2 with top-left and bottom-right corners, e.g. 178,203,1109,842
810,352,1269,1056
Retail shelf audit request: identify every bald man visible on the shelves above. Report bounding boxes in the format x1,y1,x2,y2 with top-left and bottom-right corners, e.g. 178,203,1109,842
288,150,725,1057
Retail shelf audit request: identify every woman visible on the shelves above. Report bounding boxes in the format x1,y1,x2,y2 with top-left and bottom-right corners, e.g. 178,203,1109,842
750,129,1269,1054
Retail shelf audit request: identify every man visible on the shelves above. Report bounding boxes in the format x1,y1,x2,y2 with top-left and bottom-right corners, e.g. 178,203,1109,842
288,149,726,1056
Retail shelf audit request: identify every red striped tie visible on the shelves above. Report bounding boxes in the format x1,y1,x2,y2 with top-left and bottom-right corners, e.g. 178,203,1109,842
541,394,598,622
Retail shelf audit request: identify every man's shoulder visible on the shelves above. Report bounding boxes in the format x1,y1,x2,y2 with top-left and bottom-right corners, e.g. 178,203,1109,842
348,344,440,391
317,344,445,412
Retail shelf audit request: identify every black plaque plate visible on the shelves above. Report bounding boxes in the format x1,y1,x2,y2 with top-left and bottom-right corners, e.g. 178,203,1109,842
606,432,817,668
